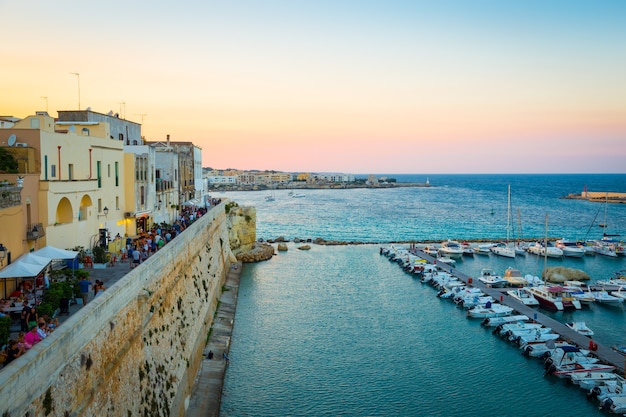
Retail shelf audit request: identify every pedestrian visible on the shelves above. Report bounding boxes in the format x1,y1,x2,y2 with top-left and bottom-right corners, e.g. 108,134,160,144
20,301,30,332
79,276,91,305
207,350,214,360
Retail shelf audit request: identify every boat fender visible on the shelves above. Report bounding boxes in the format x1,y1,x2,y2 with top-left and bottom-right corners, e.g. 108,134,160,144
481,318,489,326
503,330,512,339
540,351,550,360
587,386,601,400
515,335,523,346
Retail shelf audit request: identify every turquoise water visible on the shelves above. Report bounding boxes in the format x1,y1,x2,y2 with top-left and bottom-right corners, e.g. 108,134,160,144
219,174,626,417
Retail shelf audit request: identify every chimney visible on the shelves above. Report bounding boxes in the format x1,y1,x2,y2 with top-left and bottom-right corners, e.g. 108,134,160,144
167,134,170,147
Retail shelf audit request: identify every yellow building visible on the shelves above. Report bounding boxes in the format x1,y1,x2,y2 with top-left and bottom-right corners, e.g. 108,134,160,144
0,112,126,252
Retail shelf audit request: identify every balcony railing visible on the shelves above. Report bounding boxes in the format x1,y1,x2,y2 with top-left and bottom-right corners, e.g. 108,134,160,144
26,223,45,241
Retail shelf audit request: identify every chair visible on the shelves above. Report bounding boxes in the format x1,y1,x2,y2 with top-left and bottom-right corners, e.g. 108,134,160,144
83,256,93,268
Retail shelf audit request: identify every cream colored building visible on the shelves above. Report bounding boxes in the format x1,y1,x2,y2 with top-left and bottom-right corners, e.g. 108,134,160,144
0,112,126,251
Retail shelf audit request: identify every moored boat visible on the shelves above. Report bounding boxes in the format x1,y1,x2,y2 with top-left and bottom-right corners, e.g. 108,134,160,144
507,287,539,306
467,302,514,318
527,285,582,311
555,239,586,258
565,321,594,337
438,240,464,259
476,267,507,288
503,267,529,287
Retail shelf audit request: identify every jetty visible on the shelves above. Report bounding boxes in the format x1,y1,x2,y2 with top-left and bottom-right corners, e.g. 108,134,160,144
413,249,626,374
561,190,626,204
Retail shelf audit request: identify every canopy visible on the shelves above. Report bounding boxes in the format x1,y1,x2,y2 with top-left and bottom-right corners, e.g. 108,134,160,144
0,259,47,278
32,246,79,260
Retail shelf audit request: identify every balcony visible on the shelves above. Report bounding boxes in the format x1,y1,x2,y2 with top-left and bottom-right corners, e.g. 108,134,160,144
26,223,45,241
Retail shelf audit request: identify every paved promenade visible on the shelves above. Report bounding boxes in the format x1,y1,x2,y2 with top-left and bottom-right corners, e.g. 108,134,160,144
8,255,241,417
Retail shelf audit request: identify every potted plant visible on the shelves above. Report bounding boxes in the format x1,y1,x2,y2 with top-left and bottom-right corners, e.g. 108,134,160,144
92,246,109,269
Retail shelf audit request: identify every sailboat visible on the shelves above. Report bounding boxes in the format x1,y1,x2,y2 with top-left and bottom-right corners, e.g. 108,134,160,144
514,208,526,255
265,188,276,202
595,193,623,257
492,185,516,258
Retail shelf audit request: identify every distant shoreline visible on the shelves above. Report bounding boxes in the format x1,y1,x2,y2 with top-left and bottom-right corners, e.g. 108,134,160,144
211,182,431,192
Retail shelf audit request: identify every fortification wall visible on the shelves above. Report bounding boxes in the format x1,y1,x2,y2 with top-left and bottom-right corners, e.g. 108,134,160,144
0,203,239,417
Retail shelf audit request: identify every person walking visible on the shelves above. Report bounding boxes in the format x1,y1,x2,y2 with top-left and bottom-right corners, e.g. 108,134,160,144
78,276,91,305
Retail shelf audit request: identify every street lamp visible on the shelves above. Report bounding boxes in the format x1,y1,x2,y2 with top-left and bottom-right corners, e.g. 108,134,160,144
158,200,162,210
103,206,109,216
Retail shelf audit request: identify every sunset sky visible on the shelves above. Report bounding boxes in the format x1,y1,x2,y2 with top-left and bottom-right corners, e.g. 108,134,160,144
2,1,625,174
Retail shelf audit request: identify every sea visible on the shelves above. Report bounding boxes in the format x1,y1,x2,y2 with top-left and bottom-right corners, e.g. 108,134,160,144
216,174,626,417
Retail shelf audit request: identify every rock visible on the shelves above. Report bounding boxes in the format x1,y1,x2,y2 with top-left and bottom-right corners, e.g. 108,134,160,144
277,243,288,251
297,245,311,250
543,266,590,283
235,242,275,263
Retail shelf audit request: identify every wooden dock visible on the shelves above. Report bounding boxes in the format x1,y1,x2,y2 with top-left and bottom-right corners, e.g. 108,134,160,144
415,250,626,374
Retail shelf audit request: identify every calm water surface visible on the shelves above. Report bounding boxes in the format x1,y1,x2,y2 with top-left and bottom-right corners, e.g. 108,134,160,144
219,175,626,417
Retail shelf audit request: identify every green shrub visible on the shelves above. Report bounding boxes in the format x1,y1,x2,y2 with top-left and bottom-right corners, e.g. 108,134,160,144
0,316,11,347
37,302,55,318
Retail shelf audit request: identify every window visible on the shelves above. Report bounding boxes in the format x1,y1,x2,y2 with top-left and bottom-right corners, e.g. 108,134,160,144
98,198,102,213
51,164,57,178
140,186,145,206
115,162,119,186
108,164,111,177
116,196,119,210
82,128,90,136
68,164,74,180
97,161,101,188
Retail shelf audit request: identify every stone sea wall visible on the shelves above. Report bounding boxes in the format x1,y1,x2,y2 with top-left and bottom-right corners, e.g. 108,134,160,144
0,202,244,417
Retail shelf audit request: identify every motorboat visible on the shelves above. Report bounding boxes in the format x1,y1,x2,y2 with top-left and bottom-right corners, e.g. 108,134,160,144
590,290,624,305
611,287,626,301
507,288,539,306
491,242,516,258
466,302,514,319
570,371,623,390
421,245,439,257
599,396,626,415
460,241,474,256
590,240,618,258
503,267,529,287
555,239,586,258
515,330,560,346
514,242,527,256
496,321,545,338
476,267,507,288
481,315,529,327
473,244,493,255
438,240,464,259
291,193,306,198
526,242,564,258
565,321,594,336
527,286,582,311
521,341,578,358
562,281,596,305
544,346,616,378
436,257,456,266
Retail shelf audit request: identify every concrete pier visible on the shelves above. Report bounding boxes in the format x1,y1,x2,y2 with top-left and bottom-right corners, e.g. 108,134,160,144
186,261,242,417
414,250,626,374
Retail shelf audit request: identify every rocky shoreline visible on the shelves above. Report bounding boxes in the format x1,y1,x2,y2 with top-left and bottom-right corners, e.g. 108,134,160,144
212,182,430,192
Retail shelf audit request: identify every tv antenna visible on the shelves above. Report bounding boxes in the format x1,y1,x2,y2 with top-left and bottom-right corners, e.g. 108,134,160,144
69,72,81,109
135,113,147,124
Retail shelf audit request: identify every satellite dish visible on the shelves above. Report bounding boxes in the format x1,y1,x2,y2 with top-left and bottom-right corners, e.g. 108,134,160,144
7,134,16,146
68,126,76,133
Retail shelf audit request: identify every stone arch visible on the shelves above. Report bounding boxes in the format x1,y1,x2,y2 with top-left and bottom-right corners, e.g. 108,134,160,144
55,197,73,224
78,195,93,221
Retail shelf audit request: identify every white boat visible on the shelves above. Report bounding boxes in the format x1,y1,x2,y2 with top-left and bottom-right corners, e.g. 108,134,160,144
467,302,514,319
503,267,529,287
591,240,619,257
526,241,564,258
436,257,456,266
570,371,623,390
460,241,474,256
481,315,529,327
473,244,493,255
291,193,306,198
521,341,578,358
565,321,594,336
516,330,560,346
476,267,507,288
611,287,626,301
544,346,616,378
599,396,626,414
497,321,545,338
422,245,439,257
265,195,275,202
507,288,539,306
563,281,596,305
527,286,582,311
555,239,586,258
590,290,624,305
438,240,464,259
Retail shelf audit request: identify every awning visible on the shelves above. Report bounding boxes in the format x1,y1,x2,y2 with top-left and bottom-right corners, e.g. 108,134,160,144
135,210,152,219
0,253,50,278
32,246,78,260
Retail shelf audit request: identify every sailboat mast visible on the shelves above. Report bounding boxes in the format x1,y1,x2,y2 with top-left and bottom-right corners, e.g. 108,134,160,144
506,184,511,244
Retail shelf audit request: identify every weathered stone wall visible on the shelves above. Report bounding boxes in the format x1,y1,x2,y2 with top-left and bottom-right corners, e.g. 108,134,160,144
228,204,257,254
0,202,240,417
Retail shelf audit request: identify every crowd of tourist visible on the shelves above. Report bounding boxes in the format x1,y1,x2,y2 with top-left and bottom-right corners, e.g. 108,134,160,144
0,204,212,369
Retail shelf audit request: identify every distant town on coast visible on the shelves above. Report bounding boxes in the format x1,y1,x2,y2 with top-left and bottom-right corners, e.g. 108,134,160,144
205,169,431,192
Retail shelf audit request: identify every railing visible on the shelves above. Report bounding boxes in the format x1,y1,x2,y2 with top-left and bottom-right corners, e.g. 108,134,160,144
26,223,45,241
